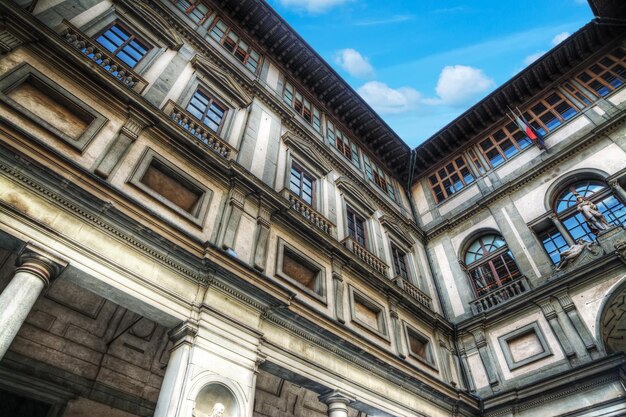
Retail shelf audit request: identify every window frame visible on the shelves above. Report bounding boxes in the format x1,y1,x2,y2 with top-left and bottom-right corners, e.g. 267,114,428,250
346,206,367,248
289,162,316,207
170,0,212,25
349,286,389,340
275,239,327,303
522,91,581,137
94,20,152,70
283,81,322,133
390,243,410,280
185,86,228,135
403,324,436,367
463,234,523,297
552,179,626,243
575,48,626,98
427,154,475,204
478,120,533,169
208,18,262,73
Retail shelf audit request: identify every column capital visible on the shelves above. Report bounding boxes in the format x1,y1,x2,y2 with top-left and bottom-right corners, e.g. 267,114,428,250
168,320,198,346
15,250,63,286
318,389,354,406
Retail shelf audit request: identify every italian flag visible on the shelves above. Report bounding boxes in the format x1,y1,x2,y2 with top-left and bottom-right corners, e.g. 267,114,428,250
510,110,547,151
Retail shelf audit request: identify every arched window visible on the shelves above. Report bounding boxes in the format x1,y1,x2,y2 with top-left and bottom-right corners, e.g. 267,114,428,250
555,180,625,241
464,234,522,297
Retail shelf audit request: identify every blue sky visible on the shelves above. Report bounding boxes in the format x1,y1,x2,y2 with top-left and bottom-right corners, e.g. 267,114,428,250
267,0,594,147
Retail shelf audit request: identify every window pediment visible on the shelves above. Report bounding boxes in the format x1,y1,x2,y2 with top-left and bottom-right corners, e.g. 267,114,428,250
380,215,414,249
283,132,332,176
336,177,376,215
115,0,183,50
191,55,253,108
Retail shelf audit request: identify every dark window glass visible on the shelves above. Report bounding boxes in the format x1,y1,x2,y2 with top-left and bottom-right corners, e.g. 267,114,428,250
185,89,227,133
391,244,409,279
347,208,366,247
96,23,149,69
576,48,626,97
290,164,315,206
465,234,521,296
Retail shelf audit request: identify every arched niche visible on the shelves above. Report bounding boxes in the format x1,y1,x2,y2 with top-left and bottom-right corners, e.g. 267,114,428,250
186,374,247,417
598,274,626,355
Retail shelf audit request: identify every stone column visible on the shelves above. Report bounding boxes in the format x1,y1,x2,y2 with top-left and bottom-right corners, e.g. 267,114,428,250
555,292,599,359
153,321,198,417
389,303,406,358
253,199,273,271
537,300,577,365
222,182,247,251
331,257,345,324
470,328,500,390
0,251,61,359
319,390,354,417
609,179,626,204
95,107,152,179
549,214,575,246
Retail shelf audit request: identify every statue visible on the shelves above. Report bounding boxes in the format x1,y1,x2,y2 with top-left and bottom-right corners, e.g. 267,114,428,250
209,403,226,417
555,239,595,271
576,196,610,234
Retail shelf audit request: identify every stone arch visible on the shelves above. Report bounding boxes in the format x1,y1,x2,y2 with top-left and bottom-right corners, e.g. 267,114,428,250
597,273,626,355
543,168,609,212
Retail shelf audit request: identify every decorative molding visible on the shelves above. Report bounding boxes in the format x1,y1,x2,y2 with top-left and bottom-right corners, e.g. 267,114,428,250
282,131,333,175
115,0,184,50
191,54,253,107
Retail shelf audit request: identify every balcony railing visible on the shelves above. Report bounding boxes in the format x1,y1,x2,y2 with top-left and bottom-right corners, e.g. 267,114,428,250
341,237,388,276
163,100,235,159
393,277,432,309
282,189,334,236
470,276,531,314
59,20,148,93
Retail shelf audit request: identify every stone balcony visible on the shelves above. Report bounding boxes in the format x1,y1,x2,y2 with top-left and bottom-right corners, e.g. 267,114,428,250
470,276,531,314
341,237,388,276
59,20,148,93
281,189,335,236
163,100,236,159
393,276,433,309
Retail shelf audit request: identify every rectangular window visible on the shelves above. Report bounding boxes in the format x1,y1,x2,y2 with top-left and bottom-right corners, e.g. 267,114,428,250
351,290,387,337
209,18,261,72
327,120,360,166
391,244,409,279
364,154,397,202
289,163,315,206
140,159,203,214
185,89,227,133
522,91,580,136
283,81,322,132
478,120,532,168
275,240,326,301
563,82,592,106
539,228,569,265
95,22,150,69
406,327,434,364
576,48,625,97
427,155,475,204
346,207,366,247
466,148,486,175
172,0,211,24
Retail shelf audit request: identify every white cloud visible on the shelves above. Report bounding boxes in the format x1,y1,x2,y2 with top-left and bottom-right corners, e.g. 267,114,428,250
353,15,414,26
357,81,421,114
276,0,350,13
334,48,375,79
425,65,495,106
551,31,570,46
523,51,546,66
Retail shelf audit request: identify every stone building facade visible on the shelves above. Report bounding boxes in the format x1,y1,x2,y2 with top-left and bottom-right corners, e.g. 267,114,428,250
0,0,624,416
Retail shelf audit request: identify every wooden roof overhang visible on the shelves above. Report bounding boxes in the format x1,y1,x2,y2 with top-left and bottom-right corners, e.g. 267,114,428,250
406,19,626,184
214,0,412,178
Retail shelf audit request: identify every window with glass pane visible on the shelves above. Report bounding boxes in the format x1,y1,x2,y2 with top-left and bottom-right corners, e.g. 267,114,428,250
539,229,569,264
464,234,522,296
186,89,227,133
172,0,211,24
364,155,397,201
96,23,150,69
209,19,261,73
563,82,592,105
428,155,475,204
283,82,322,133
347,208,366,247
327,120,360,167
522,92,580,137
391,244,409,279
290,164,315,206
554,180,626,242
479,121,532,168
576,48,626,97
467,148,486,175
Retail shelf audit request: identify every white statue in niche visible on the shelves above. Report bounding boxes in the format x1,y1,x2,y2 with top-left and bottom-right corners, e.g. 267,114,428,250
209,403,226,417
